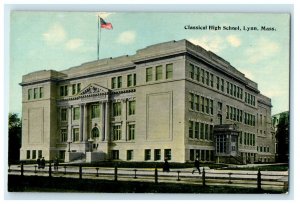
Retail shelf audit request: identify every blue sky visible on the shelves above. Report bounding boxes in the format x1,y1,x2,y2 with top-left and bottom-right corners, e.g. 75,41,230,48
9,12,290,115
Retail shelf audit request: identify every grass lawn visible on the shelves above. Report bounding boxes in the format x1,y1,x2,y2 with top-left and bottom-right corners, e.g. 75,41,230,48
8,175,284,193
226,164,289,171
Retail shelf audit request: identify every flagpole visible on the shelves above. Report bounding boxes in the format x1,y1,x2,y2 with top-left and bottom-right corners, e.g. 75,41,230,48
97,16,100,60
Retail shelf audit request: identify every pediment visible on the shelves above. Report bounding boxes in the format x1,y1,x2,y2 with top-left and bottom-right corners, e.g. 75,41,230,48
78,83,109,96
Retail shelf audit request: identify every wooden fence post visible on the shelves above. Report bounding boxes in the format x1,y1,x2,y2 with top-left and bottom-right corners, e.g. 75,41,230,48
79,165,82,179
134,169,137,179
96,167,99,177
20,162,24,177
49,162,52,177
177,171,181,181
114,166,118,181
257,169,262,191
155,168,158,184
202,168,206,186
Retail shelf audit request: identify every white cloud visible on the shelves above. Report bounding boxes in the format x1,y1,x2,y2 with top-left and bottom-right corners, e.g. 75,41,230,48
226,35,241,47
116,31,136,44
261,88,285,98
245,37,280,64
189,35,226,53
42,23,66,46
65,38,84,51
96,12,114,19
239,68,255,80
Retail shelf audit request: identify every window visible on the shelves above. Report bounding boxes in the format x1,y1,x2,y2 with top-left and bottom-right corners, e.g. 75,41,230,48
190,149,195,161
72,84,76,95
216,77,220,90
233,107,236,120
195,95,200,111
92,127,99,139
240,88,243,99
28,89,32,100
39,87,44,98
210,73,214,87
77,83,81,93
205,71,209,85
61,129,67,142
195,66,200,81
61,108,67,121
111,77,117,89
32,150,36,159
117,76,122,88
201,69,205,83
210,99,213,115
201,150,205,161
72,83,81,95
206,150,210,161
128,124,135,140
112,125,121,141
205,124,209,140
189,93,194,110
38,150,42,158
189,63,194,79
216,135,227,153
112,102,122,117
145,149,151,161
112,150,119,160
226,81,229,94
230,83,233,95
189,121,194,138
166,63,173,79
128,101,135,115
60,85,68,96
146,67,153,82
164,149,171,160
154,149,161,161
200,123,204,139
91,104,100,118
127,74,133,87
226,105,229,119
26,150,30,159
127,150,133,160
133,74,136,86
218,102,222,111
195,122,199,139
34,88,38,99
205,98,209,114
201,96,205,112
209,125,213,140
221,79,224,92
72,128,80,142
156,65,163,80
73,107,80,120
240,110,243,122
239,132,243,144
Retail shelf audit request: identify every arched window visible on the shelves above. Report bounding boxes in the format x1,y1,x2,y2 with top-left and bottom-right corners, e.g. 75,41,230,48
92,127,99,139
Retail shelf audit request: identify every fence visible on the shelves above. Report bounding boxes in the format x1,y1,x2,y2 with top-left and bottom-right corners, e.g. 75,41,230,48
8,163,288,192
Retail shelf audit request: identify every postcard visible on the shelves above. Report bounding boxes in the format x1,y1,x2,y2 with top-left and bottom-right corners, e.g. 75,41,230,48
8,11,290,194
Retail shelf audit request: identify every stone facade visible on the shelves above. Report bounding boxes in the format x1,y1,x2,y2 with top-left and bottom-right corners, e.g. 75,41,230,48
20,39,275,163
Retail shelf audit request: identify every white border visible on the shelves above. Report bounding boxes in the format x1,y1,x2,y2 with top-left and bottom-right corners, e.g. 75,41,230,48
1,1,298,202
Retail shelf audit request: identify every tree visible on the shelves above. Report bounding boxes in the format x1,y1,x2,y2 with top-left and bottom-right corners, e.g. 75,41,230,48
275,112,289,163
8,113,22,163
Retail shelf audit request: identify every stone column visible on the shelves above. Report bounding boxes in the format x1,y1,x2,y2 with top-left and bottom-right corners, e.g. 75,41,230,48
80,105,84,142
121,99,127,141
101,102,105,141
104,101,110,142
83,104,88,141
67,106,72,142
